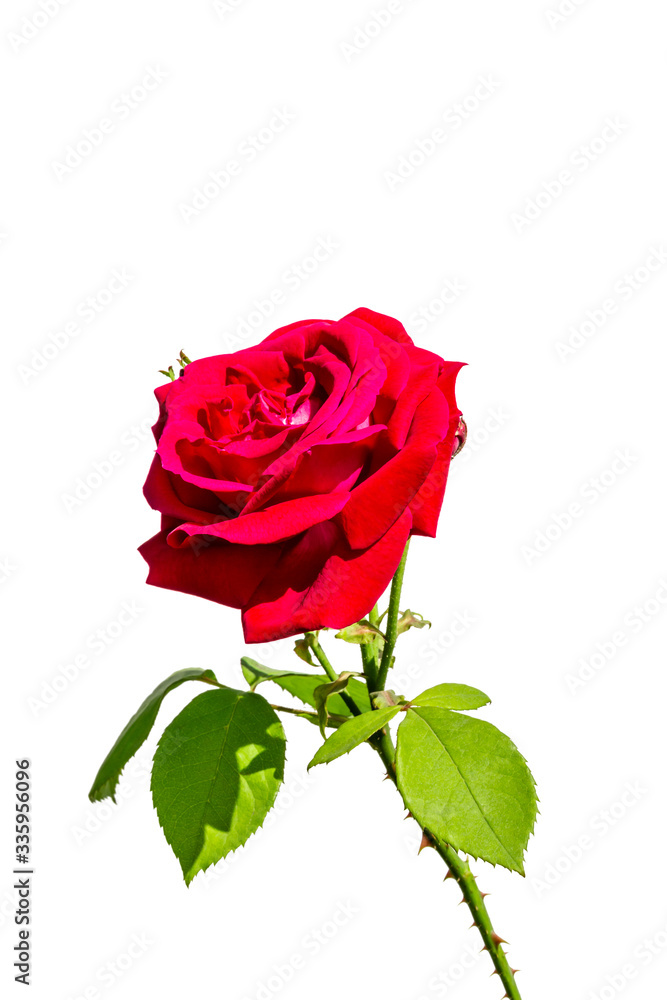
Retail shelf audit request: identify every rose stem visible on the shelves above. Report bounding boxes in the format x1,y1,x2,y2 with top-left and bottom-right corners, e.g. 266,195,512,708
304,632,361,717
360,549,524,1000
368,729,523,1000
375,539,410,692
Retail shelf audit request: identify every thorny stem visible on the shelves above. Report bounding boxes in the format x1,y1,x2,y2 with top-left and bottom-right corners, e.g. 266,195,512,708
357,550,524,1000
370,729,523,1000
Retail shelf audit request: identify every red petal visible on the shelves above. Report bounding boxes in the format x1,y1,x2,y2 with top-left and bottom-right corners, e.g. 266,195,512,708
167,492,350,547
336,390,449,549
138,531,281,609
241,509,412,643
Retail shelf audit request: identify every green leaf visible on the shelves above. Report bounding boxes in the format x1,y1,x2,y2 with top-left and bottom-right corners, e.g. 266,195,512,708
308,706,401,769
88,668,220,803
409,683,490,711
241,658,371,715
395,708,536,874
313,672,358,735
241,658,300,691
151,688,285,885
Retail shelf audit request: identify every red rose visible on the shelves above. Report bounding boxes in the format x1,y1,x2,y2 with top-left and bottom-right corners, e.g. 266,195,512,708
139,308,463,642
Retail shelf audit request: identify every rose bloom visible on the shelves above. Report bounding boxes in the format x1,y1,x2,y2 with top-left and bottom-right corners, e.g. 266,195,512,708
139,308,463,642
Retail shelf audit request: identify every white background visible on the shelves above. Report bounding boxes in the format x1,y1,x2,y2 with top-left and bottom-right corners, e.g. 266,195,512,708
2,1,666,998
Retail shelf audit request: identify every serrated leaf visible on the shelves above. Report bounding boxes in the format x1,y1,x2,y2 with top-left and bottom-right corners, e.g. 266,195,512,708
409,683,490,711
395,708,536,874
88,668,220,803
308,706,401,769
151,688,285,885
241,658,371,715
313,672,358,735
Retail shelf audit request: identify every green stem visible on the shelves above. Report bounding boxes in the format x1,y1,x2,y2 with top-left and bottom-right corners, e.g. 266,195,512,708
376,540,410,691
431,842,523,999
370,730,522,1000
305,632,361,717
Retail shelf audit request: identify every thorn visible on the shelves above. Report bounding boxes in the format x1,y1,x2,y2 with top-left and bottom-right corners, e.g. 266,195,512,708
418,831,434,853
479,891,489,899
490,933,507,947
443,870,455,881
511,969,520,976
404,811,413,819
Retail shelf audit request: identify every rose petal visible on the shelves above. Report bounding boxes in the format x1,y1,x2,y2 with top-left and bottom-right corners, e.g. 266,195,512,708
241,508,412,642
139,531,282,609
336,389,449,549
167,492,351,547
409,364,465,536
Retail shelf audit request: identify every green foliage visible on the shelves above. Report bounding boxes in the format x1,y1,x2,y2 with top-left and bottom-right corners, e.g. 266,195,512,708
308,706,401,769
241,658,371,715
409,683,490,710
395,707,536,874
151,688,285,885
88,668,220,803
312,672,358,735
